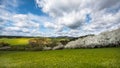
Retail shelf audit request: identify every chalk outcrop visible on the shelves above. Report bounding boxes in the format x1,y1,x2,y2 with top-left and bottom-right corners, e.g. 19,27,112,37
65,28,120,49
53,43,64,50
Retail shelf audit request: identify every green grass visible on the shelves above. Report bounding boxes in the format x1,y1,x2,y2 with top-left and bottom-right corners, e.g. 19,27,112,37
0,47,120,68
0,38,69,46
0,38,31,46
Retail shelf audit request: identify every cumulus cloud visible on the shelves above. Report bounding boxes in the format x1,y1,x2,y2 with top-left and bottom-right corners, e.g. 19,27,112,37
83,10,120,33
44,22,57,29
12,14,40,28
0,12,49,36
0,0,120,37
0,0,50,36
36,0,120,36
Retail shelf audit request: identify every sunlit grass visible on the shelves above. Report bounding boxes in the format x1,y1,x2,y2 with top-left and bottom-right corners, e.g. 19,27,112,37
0,38,30,46
0,47,120,68
0,38,69,46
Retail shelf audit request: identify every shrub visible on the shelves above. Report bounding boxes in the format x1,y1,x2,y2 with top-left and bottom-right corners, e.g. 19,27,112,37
0,42,10,47
60,40,69,45
28,38,53,50
47,40,58,48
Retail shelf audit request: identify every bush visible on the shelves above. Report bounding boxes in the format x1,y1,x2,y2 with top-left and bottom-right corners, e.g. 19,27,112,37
8,46,26,51
28,38,53,50
60,40,69,45
28,38,70,50
0,42,10,47
47,40,58,48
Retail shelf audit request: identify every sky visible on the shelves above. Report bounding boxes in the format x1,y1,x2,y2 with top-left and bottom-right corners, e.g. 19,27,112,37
0,0,120,37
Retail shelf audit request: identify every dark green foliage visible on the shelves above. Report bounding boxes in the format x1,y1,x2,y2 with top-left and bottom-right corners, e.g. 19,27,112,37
48,40,58,48
0,42,10,47
60,40,69,45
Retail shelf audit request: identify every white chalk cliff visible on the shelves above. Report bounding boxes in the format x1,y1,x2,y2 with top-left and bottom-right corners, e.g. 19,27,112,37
65,28,120,48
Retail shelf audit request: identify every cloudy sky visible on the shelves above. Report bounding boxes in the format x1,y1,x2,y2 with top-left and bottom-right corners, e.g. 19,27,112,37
0,0,120,37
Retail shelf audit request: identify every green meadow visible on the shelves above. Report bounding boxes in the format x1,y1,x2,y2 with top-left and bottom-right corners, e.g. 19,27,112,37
0,38,69,46
0,47,120,68
0,38,30,46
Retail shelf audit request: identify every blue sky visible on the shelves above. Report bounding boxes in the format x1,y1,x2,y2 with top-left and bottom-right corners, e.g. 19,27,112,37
17,0,45,15
0,0,120,37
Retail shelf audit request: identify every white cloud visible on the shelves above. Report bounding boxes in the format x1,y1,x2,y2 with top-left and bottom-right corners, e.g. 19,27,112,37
1,0,19,8
44,22,57,29
0,0,50,36
36,0,120,36
0,0,120,37
83,10,120,33
12,14,40,28
0,12,50,36
0,0,21,12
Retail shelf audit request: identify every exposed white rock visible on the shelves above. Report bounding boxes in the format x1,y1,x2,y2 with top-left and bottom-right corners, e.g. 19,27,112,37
65,28,120,49
0,46,11,50
43,47,52,50
52,43,64,50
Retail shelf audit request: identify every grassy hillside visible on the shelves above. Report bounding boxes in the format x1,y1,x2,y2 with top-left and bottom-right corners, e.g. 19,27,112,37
0,37,70,46
0,47,120,68
0,38,30,46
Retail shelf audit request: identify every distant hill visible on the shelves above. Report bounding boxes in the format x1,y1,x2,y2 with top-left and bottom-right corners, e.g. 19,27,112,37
0,35,78,40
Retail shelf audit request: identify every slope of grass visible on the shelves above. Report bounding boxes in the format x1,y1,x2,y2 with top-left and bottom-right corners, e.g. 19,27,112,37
0,38,30,46
0,47,120,68
0,38,69,46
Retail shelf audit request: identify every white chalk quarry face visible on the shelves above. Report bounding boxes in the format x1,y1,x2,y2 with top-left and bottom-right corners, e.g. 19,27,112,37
65,28,120,48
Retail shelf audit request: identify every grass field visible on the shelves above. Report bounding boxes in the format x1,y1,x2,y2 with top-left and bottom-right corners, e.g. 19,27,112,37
0,38,30,46
0,38,69,46
0,47,120,68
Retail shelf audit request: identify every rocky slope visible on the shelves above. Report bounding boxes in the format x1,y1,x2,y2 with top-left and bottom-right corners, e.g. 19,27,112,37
65,28,120,49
